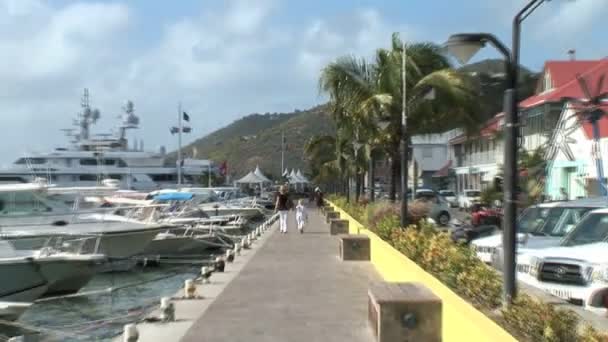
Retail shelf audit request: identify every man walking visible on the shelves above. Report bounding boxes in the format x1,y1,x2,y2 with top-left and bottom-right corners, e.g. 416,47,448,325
275,185,292,233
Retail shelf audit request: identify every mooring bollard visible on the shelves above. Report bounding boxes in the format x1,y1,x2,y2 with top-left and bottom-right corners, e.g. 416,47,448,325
184,279,196,299
201,266,212,283
256,228,261,237
226,249,235,263
234,243,240,256
123,324,139,342
160,297,175,322
242,237,250,249
215,256,225,272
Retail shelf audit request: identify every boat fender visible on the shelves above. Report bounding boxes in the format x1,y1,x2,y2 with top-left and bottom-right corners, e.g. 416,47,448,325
52,220,68,226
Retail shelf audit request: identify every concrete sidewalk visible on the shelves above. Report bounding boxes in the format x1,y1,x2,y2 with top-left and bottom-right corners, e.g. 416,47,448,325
181,207,379,342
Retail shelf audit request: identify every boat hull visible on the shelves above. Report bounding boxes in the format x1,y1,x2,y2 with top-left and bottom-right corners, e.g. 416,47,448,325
0,260,48,302
37,256,104,296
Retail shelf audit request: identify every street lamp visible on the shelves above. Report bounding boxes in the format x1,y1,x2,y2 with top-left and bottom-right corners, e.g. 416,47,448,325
444,0,549,306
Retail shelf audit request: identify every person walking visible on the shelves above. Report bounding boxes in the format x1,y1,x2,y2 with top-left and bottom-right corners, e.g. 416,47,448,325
295,199,308,234
275,185,292,234
314,187,324,209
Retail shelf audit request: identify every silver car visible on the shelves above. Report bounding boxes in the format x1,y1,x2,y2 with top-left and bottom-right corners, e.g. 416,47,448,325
415,192,451,226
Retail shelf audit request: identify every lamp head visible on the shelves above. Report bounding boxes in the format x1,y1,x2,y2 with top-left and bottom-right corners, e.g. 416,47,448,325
444,34,487,65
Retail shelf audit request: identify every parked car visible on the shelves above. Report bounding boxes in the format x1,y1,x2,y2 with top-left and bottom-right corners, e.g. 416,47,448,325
438,190,457,207
458,189,481,210
414,193,451,226
415,188,435,199
473,198,605,263
514,208,608,315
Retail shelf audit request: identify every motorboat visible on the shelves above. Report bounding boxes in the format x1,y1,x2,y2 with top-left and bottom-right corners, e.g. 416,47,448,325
1,240,105,296
0,182,175,272
0,301,32,321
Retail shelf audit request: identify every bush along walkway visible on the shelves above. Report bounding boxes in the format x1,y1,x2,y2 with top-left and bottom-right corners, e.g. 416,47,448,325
329,196,608,342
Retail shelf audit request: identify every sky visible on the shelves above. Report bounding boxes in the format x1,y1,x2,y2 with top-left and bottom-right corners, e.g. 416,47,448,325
0,0,606,164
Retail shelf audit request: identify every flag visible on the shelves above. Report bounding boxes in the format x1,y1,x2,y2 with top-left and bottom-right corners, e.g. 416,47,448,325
170,127,179,135
192,146,198,158
182,126,192,133
183,112,190,122
219,161,228,176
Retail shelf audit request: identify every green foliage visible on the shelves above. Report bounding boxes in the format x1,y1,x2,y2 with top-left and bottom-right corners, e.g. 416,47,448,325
331,197,608,342
480,185,503,205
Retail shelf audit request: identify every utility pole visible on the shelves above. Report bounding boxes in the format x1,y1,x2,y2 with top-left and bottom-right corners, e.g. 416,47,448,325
177,102,182,186
400,41,409,227
281,131,285,177
208,162,212,188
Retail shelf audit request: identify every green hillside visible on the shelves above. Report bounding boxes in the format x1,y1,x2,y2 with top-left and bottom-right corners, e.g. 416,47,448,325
176,106,335,180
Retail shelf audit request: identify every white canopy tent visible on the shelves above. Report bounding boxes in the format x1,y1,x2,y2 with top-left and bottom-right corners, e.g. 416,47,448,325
235,171,265,184
296,169,309,183
253,165,272,183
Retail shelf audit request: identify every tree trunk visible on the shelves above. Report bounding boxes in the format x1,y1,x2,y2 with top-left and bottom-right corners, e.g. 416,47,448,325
389,155,398,202
355,170,362,202
345,176,350,203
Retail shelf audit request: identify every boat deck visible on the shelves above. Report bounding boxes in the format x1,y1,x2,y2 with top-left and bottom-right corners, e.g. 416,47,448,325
180,206,379,342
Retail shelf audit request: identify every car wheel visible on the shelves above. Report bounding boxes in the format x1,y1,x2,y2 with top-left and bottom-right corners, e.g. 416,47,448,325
437,212,450,226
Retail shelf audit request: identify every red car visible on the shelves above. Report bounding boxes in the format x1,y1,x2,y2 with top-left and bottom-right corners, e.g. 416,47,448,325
470,203,502,227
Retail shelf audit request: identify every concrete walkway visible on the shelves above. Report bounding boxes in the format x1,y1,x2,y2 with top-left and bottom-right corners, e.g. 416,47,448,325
181,206,379,342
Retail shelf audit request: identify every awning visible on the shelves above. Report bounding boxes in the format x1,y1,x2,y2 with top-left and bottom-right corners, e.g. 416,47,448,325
154,192,194,201
432,160,452,178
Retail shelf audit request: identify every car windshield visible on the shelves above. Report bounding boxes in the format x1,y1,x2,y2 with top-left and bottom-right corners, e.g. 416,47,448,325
562,213,608,246
465,191,480,197
440,191,455,196
518,206,592,236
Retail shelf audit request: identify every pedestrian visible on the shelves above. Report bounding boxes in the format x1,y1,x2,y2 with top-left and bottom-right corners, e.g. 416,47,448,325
295,199,308,234
275,185,292,234
559,187,568,201
314,187,324,209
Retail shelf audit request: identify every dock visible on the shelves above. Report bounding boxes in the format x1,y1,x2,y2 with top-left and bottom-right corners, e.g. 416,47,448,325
128,206,379,341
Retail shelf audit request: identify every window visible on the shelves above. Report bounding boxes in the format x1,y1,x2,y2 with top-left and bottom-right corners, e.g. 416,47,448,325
79,175,98,181
103,159,115,166
422,147,433,158
563,213,608,247
14,158,46,165
543,72,552,92
80,159,98,166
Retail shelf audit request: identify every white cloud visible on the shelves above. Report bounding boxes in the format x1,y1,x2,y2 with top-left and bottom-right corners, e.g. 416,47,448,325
297,8,411,81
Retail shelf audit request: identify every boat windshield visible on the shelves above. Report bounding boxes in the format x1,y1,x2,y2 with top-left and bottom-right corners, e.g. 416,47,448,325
562,213,608,247
519,206,592,237
0,190,71,215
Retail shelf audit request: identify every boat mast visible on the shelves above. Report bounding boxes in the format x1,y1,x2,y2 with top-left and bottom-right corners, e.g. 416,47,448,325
177,102,183,185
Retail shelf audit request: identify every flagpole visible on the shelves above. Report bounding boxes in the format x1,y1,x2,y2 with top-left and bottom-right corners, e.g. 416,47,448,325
208,162,212,188
177,102,182,186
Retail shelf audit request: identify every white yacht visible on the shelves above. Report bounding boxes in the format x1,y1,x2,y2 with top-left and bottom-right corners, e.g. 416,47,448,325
0,89,215,191
0,182,175,272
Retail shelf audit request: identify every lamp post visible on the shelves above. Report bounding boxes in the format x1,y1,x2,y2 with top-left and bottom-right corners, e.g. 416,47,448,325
444,0,549,306
400,42,409,228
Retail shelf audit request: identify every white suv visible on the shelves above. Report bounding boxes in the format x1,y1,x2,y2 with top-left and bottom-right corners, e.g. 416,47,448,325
458,189,481,210
473,198,604,263
516,208,608,314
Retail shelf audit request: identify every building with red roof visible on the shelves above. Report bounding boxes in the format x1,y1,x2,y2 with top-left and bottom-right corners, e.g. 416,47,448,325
448,57,608,201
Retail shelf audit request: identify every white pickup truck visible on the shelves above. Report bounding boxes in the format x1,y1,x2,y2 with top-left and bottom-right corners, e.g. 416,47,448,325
515,208,608,315
472,198,606,263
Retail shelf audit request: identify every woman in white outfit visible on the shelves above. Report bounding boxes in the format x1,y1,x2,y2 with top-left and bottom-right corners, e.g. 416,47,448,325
295,199,307,234
275,185,291,233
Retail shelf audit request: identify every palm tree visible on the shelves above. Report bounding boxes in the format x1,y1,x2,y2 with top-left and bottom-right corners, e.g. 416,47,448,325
319,33,481,202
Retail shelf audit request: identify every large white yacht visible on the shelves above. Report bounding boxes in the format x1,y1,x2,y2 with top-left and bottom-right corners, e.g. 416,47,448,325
0,89,214,191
